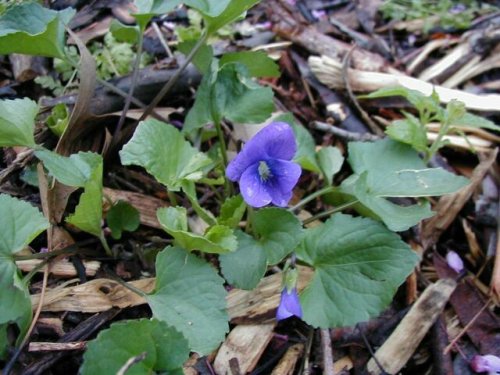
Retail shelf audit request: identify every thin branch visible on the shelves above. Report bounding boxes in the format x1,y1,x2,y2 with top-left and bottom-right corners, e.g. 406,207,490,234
341,46,384,136
312,121,380,142
138,31,208,122
111,33,145,150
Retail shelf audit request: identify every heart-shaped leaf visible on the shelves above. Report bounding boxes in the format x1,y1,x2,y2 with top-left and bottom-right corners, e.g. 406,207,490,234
219,230,266,289
0,2,74,58
297,213,419,328
342,139,469,231
253,208,303,265
81,319,189,375
146,247,229,354
120,119,212,191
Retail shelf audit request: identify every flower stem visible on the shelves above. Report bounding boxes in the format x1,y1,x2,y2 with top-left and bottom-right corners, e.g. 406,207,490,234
214,119,233,196
168,190,178,206
99,233,113,257
425,119,451,163
104,266,148,298
14,243,80,260
289,186,335,212
245,206,254,234
302,200,359,225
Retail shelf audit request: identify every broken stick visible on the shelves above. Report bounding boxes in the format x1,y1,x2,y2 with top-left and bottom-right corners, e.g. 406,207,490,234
366,278,457,375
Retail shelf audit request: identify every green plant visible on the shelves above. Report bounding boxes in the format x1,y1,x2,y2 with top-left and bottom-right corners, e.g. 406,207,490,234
360,86,500,162
380,0,483,31
0,1,476,372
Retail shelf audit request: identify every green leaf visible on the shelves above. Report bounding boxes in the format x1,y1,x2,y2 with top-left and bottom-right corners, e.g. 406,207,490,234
184,61,274,132
110,19,140,43
253,208,303,265
218,195,246,228
177,40,213,74
366,168,469,198
220,51,280,77
454,112,500,132
273,113,321,173
35,150,104,236
66,162,103,237
219,230,266,289
81,319,189,375
0,3,75,58
0,194,49,334
385,113,428,153
184,0,231,17
342,139,469,231
147,247,229,354
35,150,102,187
157,207,237,254
120,119,212,191
213,63,274,124
132,0,172,30
351,173,434,232
0,98,38,147
316,146,343,184
204,0,260,35
133,0,230,30
0,194,50,257
0,262,32,336
297,213,419,328
106,201,140,239
181,181,217,226
46,103,69,137
0,324,8,360
360,86,441,115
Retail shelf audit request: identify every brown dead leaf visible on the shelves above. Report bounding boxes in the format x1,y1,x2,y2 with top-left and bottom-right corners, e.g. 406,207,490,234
434,255,500,355
56,29,96,156
68,16,112,45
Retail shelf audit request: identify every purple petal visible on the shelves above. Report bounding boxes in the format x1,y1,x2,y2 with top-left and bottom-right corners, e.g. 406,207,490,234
446,251,464,273
226,122,296,181
276,288,302,321
255,122,297,160
239,163,272,208
267,159,301,207
471,355,500,373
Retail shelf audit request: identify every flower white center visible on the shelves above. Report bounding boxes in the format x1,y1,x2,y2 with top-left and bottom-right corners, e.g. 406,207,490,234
258,161,272,181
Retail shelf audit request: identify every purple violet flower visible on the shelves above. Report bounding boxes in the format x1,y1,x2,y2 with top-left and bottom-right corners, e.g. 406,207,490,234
470,354,500,373
276,287,303,321
226,122,301,208
446,251,464,273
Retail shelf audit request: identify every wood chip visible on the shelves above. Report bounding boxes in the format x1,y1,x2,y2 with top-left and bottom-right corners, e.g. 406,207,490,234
32,267,314,323
31,278,155,313
421,149,498,250
366,278,457,375
309,55,500,112
17,258,100,277
271,343,304,375
333,356,354,373
103,187,168,229
214,323,276,375
227,267,314,324
462,218,484,266
28,341,87,352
